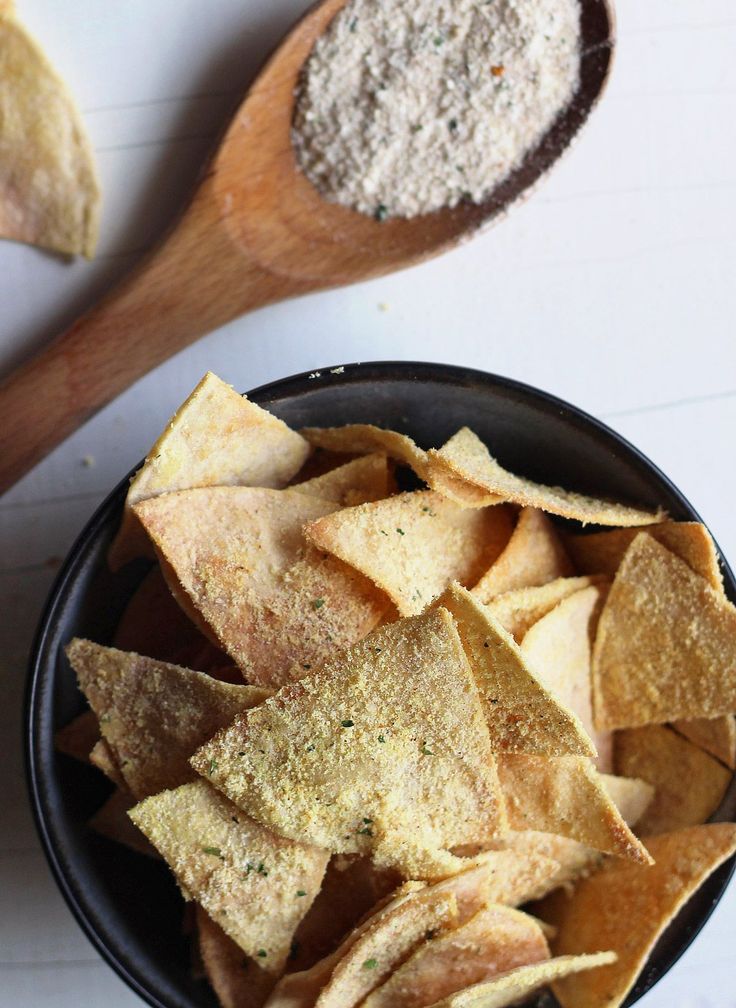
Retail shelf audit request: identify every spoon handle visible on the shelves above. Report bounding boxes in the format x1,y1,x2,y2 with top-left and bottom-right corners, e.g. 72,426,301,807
0,192,284,495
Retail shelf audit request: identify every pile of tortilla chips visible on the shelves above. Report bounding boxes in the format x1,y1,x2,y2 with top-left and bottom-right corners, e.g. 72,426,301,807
57,372,736,1008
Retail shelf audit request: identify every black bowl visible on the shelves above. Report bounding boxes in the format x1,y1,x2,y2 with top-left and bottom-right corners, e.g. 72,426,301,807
26,361,736,1008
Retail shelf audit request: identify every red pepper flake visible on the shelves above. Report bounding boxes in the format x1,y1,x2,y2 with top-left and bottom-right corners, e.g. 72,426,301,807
491,65,505,77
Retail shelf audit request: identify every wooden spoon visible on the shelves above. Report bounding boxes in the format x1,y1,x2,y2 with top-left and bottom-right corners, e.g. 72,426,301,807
0,0,614,494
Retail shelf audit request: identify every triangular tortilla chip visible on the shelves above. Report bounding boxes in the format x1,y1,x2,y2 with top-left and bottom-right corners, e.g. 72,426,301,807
599,774,655,829
428,428,663,525
89,739,128,792
0,10,99,256
448,848,561,908
564,521,723,591
671,714,736,770
614,725,731,835
592,533,736,729
129,781,329,973
520,585,612,771
192,609,506,879
305,490,514,616
497,755,651,863
134,487,388,688
67,639,269,799
109,373,310,568
196,906,276,1008
301,424,432,482
292,453,392,506
361,904,550,1008
88,790,158,859
540,824,736,1008
55,708,99,763
472,508,574,603
486,576,606,643
438,583,595,758
424,953,617,1008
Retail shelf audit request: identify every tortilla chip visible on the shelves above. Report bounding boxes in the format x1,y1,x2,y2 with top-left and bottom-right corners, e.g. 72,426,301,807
129,781,329,973
301,424,431,482
520,585,612,771
361,905,550,1008
486,576,606,643
564,521,723,591
55,709,99,763
671,715,736,770
67,638,269,799
192,609,506,879
497,755,651,863
438,583,595,758
614,725,731,835
305,490,514,616
446,847,561,908
88,790,158,859
592,533,736,729
599,774,655,829
292,453,392,505
428,428,663,525
89,739,128,792
423,953,617,1008
540,824,736,1008
196,906,276,1008
134,487,387,688
109,373,310,569
472,508,574,604
0,11,99,256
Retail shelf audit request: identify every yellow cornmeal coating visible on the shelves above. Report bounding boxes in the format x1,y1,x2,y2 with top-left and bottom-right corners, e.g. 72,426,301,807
292,453,392,506
486,576,605,644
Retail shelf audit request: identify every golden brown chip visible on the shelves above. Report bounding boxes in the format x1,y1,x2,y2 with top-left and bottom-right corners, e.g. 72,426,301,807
88,790,158,859
540,824,736,1008
592,533,736,729
598,774,655,829
0,10,99,256
134,487,388,688
472,508,574,603
55,708,99,763
446,847,560,908
301,424,432,481
67,639,269,799
292,453,392,505
192,609,506,879
520,585,612,771
497,755,651,863
109,373,310,569
428,428,663,525
196,906,276,1008
305,490,514,616
129,781,329,973
361,905,550,1008
486,576,606,643
438,583,595,758
89,739,128,792
564,521,723,591
614,725,731,835
423,953,617,1008
671,715,736,770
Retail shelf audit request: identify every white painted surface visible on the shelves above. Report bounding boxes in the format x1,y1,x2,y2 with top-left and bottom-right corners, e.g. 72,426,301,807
1,1,735,1005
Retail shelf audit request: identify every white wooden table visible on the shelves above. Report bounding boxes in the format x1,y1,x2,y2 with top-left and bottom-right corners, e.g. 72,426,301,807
1,1,735,1005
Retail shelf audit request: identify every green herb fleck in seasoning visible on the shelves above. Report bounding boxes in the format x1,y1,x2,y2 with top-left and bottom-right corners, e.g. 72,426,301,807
448,117,458,132
296,889,307,897
433,35,444,46
378,734,386,743
411,123,423,133
358,826,373,836
244,863,254,876
207,758,218,776
257,862,269,876
420,742,434,756
341,719,355,728
380,529,389,536
374,204,388,222
349,17,358,31
363,817,374,824
306,743,316,752
363,958,379,970
238,751,246,756
372,646,382,654
203,846,223,858
302,663,312,670
257,949,268,958
396,527,405,535
312,598,325,610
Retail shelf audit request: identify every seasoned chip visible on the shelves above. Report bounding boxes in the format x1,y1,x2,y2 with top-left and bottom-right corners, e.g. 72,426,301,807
305,490,514,616
520,586,612,771
486,576,606,643
614,725,731,835
292,453,392,505
540,824,736,1008
672,714,736,769
192,609,506,879
196,906,276,1008
55,709,99,763
599,774,655,829
428,428,663,525
0,9,100,256
361,905,550,1008
89,739,128,792
439,583,595,758
129,781,329,973
67,639,269,799
472,508,574,603
88,790,158,859
497,755,651,863
134,487,387,688
564,521,723,591
301,424,432,481
592,534,736,729
109,373,310,568
423,953,617,1008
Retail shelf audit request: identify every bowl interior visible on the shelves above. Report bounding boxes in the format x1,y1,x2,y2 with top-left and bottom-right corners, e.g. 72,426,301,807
27,362,736,1008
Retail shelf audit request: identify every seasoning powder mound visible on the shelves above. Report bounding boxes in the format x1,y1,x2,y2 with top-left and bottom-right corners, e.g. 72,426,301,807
293,0,581,219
